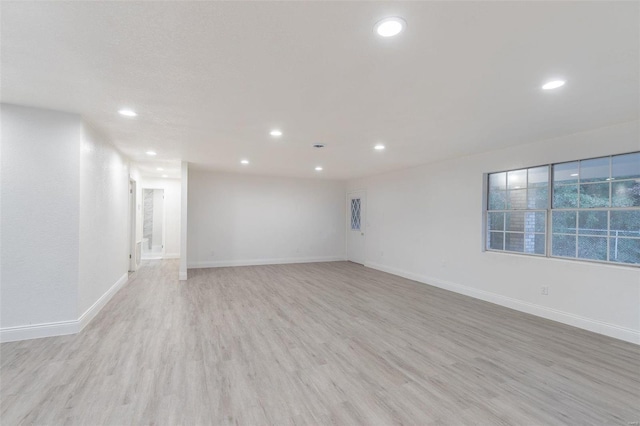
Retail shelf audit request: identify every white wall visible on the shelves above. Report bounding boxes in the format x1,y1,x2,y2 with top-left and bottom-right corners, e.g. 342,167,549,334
179,162,188,280
78,123,129,315
1,104,132,342
139,177,181,258
348,120,640,344
188,170,346,267
1,104,81,327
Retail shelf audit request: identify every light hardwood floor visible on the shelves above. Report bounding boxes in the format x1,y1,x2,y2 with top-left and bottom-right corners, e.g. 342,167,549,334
1,260,639,425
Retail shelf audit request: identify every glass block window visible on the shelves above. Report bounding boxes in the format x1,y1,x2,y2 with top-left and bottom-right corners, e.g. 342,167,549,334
487,166,549,255
350,198,361,230
486,152,640,266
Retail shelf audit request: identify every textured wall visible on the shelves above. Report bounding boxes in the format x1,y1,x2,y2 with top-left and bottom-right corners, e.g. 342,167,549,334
78,122,130,315
348,120,640,342
187,170,346,267
1,104,81,326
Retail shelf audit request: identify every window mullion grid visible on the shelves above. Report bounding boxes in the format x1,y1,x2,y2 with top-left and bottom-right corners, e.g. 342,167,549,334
488,153,639,266
575,211,579,258
607,157,612,262
547,164,553,257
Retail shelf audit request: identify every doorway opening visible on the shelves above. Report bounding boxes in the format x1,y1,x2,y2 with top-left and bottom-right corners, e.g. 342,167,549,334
128,179,139,272
142,188,165,260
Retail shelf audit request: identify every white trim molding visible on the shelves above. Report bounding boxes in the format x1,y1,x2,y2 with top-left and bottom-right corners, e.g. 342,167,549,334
77,273,128,332
365,261,640,345
0,320,78,343
188,256,346,269
1,273,130,343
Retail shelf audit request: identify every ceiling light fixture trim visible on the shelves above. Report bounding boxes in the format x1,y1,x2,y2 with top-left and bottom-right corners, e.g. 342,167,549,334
374,17,407,37
118,108,137,117
542,80,566,90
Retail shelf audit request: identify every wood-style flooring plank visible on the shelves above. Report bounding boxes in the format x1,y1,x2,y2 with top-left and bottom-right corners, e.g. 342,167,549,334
1,260,639,425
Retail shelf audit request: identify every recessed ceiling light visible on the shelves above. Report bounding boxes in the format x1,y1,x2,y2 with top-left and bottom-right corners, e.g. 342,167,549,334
118,109,137,117
157,167,164,171
374,144,385,150
270,130,283,137
315,166,323,171
570,173,579,177
542,80,565,90
146,151,157,156
375,17,406,37
162,174,168,178
240,159,249,165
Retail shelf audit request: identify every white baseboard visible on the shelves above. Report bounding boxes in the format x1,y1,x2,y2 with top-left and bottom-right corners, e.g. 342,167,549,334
77,273,128,332
179,270,188,281
365,261,640,345
188,255,347,269
0,320,78,343
1,273,130,343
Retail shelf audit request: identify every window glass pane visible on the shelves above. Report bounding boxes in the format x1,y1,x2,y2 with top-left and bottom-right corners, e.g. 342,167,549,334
507,169,526,189
350,198,361,230
552,211,577,234
507,189,527,209
506,212,525,232
523,233,545,255
611,180,640,207
524,211,546,233
612,152,640,180
489,172,506,190
609,237,640,265
580,157,610,182
553,162,579,184
553,184,578,208
488,232,504,250
533,233,546,255
552,234,576,257
488,212,504,231
488,190,506,210
610,211,640,238
578,211,608,236
577,236,607,261
505,232,524,252
527,187,548,209
528,166,549,188
488,153,640,265
579,183,610,208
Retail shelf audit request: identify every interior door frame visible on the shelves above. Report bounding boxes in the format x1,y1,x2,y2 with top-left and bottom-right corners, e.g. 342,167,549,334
141,187,166,259
128,178,137,271
346,189,366,264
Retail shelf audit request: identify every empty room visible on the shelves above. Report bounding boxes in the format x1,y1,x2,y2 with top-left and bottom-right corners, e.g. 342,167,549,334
1,1,639,425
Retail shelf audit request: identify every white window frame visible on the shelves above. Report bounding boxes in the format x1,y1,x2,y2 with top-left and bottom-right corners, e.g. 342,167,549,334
483,151,640,268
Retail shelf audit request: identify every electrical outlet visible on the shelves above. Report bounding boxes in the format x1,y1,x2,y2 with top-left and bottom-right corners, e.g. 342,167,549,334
541,286,549,295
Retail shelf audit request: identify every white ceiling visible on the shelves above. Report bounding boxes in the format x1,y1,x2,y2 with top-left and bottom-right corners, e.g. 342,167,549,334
2,1,638,180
